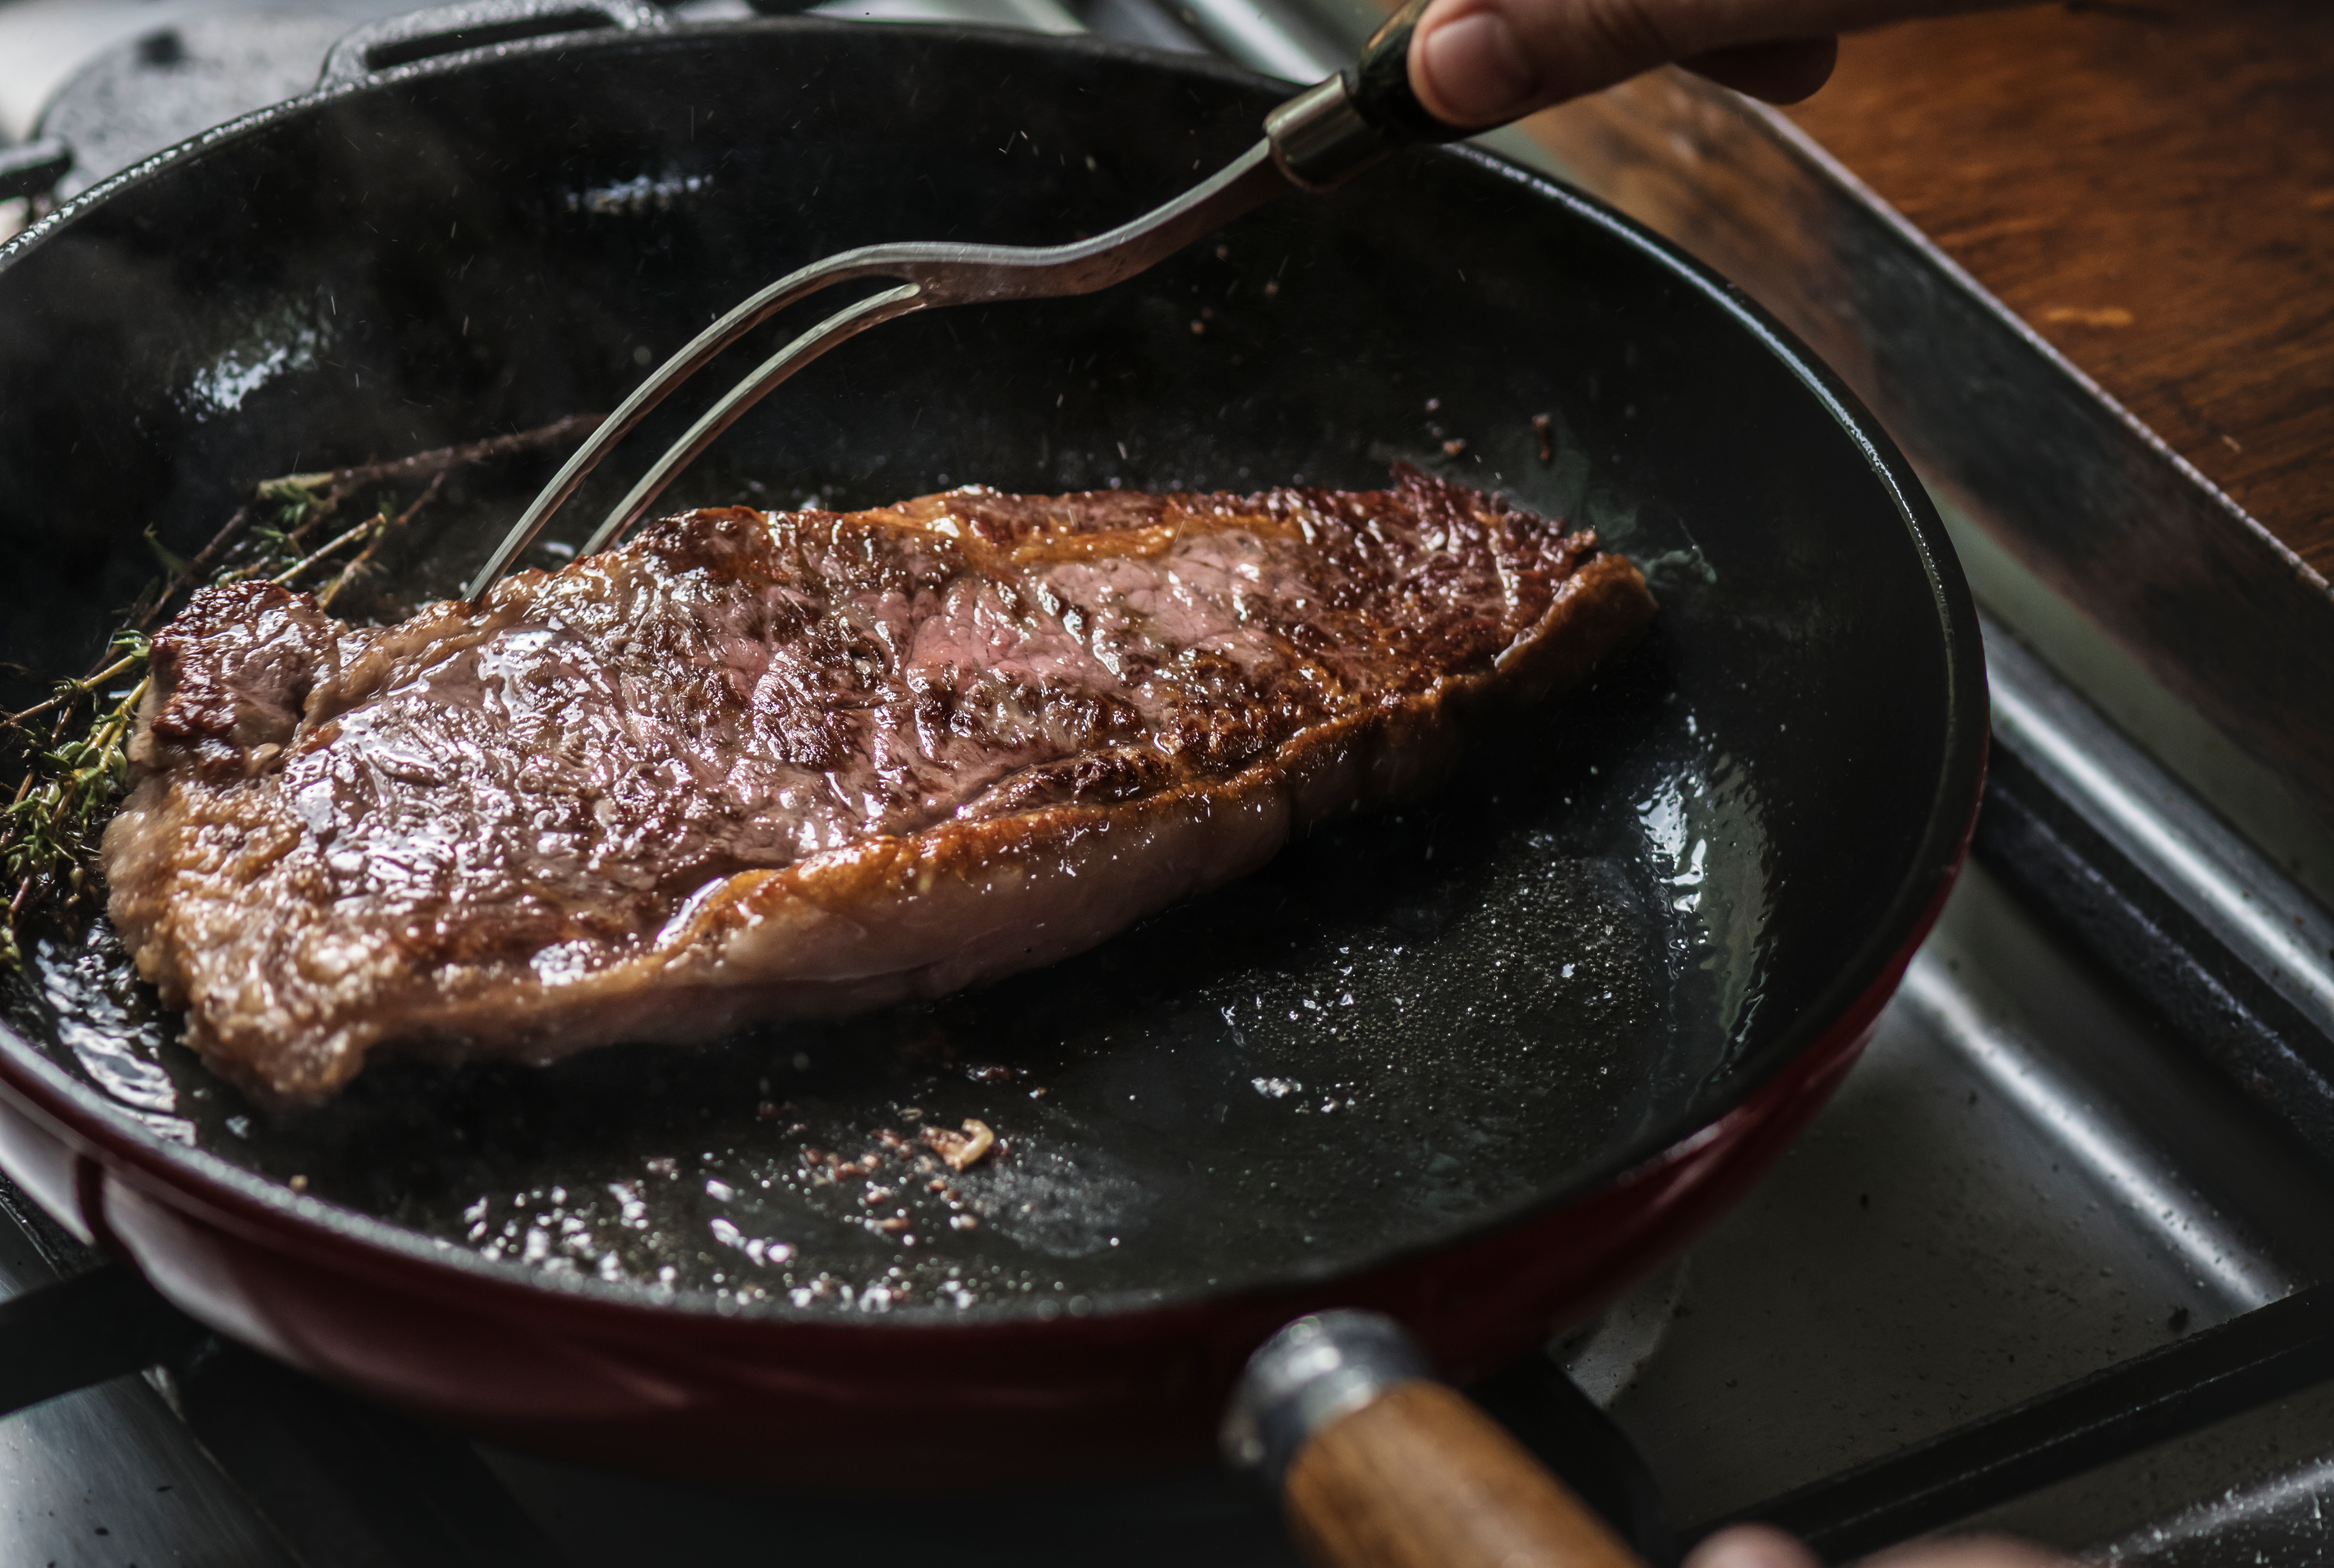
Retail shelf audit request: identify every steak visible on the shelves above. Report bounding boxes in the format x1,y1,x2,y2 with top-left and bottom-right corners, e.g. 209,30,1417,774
103,466,1656,1104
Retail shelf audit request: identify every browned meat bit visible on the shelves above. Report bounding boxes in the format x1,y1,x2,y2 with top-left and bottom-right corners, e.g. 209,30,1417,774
965,1064,1015,1085
922,1118,996,1172
875,1215,912,1234
872,1128,912,1154
106,467,1655,1104
754,1100,780,1121
862,1187,895,1206
950,1214,979,1231
1532,412,1555,463
926,1177,949,1192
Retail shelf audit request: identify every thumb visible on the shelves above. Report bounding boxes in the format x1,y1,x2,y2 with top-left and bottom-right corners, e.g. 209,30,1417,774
1405,0,1844,126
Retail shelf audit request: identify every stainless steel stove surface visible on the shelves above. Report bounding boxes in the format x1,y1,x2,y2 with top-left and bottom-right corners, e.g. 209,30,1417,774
1615,857,2334,1533
460,841,2334,1568
6,2,2334,1564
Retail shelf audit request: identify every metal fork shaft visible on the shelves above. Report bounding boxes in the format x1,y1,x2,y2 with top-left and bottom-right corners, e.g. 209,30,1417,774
458,3,1483,599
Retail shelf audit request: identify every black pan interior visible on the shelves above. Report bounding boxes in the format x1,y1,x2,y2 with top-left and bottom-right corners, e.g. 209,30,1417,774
0,22,1972,1320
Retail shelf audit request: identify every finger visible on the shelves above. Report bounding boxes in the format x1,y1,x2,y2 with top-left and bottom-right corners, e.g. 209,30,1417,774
1411,4,1544,128
1407,0,1988,128
1863,1534,2077,1568
1684,1524,1825,1568
1679,35,1840,102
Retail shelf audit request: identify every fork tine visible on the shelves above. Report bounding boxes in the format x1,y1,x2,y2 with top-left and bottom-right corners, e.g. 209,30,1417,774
579,283,927,557
569,148,1296,558
460,253,920,601
463,138,1296,603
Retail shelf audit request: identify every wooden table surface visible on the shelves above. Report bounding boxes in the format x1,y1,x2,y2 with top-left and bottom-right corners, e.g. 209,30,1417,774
1494,0,2334,823
1783,0,2334,579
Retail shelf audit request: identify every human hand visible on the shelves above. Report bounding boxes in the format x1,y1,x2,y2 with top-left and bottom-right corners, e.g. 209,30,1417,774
1404,0,2010,126
1685,1524,2072,1568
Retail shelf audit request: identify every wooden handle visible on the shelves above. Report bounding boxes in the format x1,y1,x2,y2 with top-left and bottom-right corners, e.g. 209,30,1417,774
1283,1380,1647,1568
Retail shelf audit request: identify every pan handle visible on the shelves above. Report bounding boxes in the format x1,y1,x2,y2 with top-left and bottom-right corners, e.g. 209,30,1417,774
319,0,671,90
1227,1311,1649,1568
0,138,72,206
0,1261,206,1419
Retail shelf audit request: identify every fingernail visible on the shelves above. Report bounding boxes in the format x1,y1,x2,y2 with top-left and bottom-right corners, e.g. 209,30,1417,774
1698,1540,1801,1568
1685,1526,1823,1568
1419,8,1538,126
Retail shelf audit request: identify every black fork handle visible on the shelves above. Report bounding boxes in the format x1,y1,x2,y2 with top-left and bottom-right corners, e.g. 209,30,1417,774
1346,0,1476,144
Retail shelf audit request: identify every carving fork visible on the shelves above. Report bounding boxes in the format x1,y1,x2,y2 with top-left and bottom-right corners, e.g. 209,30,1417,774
465,0,1472,599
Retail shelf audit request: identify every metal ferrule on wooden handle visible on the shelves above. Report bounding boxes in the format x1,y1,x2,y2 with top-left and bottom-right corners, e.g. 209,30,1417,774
1263,0,1471,191
1224,1311,1647,1568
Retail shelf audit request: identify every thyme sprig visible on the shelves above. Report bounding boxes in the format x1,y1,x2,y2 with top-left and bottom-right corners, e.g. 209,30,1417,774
3,631,151,959
0,414,601,966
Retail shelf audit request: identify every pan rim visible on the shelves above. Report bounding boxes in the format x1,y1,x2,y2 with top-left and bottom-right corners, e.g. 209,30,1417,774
0,17,1988,1334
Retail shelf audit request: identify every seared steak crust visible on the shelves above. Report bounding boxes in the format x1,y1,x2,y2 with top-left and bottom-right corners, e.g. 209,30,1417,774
103,467,1656,1103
